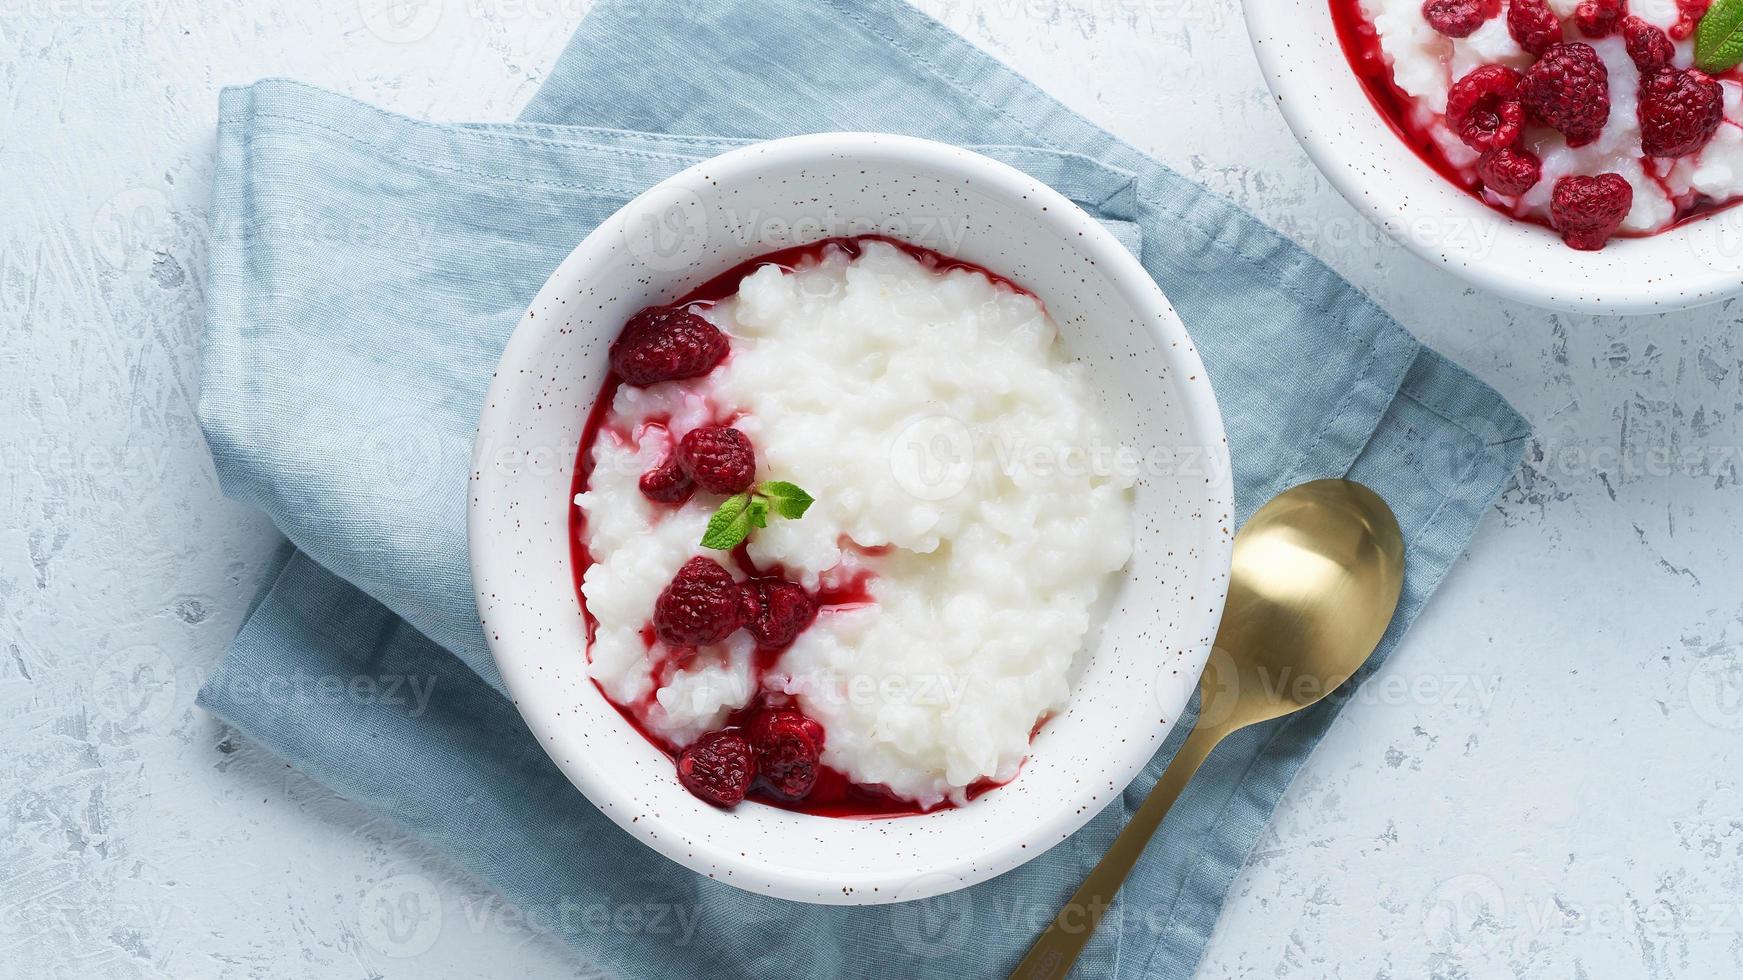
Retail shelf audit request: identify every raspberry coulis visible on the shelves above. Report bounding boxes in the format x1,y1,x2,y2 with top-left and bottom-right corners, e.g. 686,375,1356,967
568,236,1028,818
1328,0,1743,236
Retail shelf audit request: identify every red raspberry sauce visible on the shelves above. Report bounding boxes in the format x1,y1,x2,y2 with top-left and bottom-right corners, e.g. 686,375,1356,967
568,236,1034,818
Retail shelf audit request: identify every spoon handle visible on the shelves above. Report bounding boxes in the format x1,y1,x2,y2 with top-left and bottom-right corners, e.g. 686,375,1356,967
1006,719,1229,980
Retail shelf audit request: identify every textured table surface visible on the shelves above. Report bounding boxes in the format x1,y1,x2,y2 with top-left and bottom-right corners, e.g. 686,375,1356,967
4,1,1742,977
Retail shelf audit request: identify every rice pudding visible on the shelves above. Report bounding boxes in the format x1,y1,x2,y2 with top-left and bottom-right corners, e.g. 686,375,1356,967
1334,0,1743,248
572,238,1136,813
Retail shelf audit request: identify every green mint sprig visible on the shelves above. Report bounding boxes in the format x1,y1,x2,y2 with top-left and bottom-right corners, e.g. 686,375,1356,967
700,480,815,550
1696,0,1743,73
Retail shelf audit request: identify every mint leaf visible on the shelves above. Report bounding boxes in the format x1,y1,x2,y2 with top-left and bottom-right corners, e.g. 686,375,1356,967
1697,0,1743,73
758,481,815,520
700,493,755,550
699,482,814,550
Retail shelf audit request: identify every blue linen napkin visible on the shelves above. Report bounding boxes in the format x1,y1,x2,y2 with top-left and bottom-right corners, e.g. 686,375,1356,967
195,0,1530,976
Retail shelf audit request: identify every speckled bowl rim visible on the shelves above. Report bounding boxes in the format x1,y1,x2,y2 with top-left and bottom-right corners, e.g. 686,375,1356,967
1244,0,1743,315
469,133,1232,905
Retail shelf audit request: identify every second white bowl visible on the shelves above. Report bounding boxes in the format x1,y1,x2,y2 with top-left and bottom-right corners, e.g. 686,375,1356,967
1245,0,1743,315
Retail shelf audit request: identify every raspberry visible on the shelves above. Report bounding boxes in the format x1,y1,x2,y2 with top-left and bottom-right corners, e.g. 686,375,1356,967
1507,0,1564,55
1423,0,1501,36
748,708,825,800
1622,16,1674,72
638,455,695,504
1551,174,1633,250
678,425,756,494
1574,0,1625,36
742,579,817,649
608,305,729,387
1522,43,1611,148
676,730,756,807
653,556,745,647
1638,68,1724,158
1476,145,1543,195
1446,65,1526,151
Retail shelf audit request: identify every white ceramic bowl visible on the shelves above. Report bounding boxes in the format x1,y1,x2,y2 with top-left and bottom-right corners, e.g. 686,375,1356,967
1245,0,1743,314
469,133,1232,905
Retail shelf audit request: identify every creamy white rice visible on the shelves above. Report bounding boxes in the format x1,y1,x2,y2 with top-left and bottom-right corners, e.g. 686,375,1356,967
576,241,1136,807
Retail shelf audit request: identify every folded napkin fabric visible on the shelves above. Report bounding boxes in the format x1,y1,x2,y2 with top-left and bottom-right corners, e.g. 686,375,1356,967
196,1,1529,977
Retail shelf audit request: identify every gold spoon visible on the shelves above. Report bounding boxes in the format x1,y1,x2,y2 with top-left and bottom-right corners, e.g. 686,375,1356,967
1009,479,1406,980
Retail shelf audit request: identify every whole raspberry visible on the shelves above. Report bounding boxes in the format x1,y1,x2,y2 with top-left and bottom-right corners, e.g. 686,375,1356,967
1423,0,1501,37
1446,65,1526,151
676,730,756,807
1638,68,1724,158
742,579,818,649
1621,16,1675,72
1551,174,1633,250
653,556,745,647
608,305,730,387
638,454,695,504
1522,43,1611,148
1574,0,1625,36
678,425,756,494
1507,0,1564,55
1476,144,1544,195
748,708,825,800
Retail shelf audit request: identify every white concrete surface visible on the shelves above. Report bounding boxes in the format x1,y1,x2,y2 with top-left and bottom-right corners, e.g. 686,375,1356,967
2,1,1740,977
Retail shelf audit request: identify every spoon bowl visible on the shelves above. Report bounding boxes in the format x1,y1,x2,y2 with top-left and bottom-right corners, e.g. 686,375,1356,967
1207,480,1405,729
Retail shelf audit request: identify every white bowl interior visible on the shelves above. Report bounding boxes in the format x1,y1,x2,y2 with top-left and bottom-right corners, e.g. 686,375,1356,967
1245,0,1743,314
470,134,1232,905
